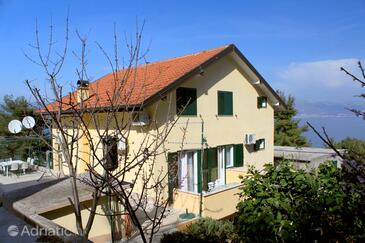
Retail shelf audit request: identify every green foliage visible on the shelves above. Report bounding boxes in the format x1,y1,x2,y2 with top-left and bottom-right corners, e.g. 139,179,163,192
186,217,237,242
0,95,47,160
274,91,310,147
235,161,365,242
0,95,34,135
160,218,237,243
160,231,202,243
335,137,365,163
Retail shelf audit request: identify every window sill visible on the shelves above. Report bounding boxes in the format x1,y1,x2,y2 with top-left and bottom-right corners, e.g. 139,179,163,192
226,166,247,172
178,114,198,117
203,183,240,196
176,189,200,196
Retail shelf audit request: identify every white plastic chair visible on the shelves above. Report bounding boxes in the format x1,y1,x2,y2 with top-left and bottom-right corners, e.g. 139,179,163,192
208,182,215,191
29,159,36,171
21,163,29,175
27,157,31,163
9,163,19,176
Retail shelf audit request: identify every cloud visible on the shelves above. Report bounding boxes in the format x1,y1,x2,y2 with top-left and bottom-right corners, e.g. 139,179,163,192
279,58,360,88
272,58,365,105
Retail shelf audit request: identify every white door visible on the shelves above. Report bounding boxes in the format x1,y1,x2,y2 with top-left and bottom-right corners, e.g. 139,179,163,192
217,147,226,186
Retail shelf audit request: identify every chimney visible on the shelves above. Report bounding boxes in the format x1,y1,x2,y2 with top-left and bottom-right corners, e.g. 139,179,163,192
77,80,89,103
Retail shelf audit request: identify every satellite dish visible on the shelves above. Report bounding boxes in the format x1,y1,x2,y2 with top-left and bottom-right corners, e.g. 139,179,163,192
22,116,36,129
8,120,22,134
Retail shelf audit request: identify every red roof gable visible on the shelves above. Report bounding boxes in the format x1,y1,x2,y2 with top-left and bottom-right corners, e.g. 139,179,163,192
45,45,230,112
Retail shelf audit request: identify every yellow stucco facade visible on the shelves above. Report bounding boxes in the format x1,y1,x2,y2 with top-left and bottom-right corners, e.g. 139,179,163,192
51,52,278,225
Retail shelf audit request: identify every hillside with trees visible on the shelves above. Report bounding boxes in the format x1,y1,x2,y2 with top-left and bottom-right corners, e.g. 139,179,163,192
274,91,310,147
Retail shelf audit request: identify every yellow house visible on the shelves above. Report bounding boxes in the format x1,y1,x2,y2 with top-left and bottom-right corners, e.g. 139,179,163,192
48,44,285,220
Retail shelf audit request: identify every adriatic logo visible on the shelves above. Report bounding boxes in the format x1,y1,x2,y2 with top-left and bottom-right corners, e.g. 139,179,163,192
7,225,19,237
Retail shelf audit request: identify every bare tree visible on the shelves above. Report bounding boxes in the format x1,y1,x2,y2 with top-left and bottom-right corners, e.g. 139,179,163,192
25,16,185,242
307,61,365,197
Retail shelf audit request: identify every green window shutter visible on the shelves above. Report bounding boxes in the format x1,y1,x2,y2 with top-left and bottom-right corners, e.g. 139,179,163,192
217,91,233,115
202,149,209,191
233,144,244,167
208,147,218,182
206,149,211,183
176,87,197,116
225,92,233,115
167,152,178,204
218,91,224,115
197,150,202,193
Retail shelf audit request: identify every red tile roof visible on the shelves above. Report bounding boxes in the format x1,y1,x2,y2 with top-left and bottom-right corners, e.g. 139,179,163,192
45,45,230,112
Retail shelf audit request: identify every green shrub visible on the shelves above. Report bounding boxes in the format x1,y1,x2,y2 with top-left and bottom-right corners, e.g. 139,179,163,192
235,161,365,242
160,218,237,243
160,231,200,243
186,218,237,242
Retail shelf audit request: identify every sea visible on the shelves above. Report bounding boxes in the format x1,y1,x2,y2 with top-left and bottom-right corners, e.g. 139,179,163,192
297,116,365,147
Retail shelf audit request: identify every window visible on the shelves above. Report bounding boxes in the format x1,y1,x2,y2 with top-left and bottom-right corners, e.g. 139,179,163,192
218,91,233,115
254,139,265,151
102,136,118,171
169,144,244,195
207,147,218,190
225,145,234,167
176,87,197,116
117,133,128,155
217,147,225,186
178,151,198,192
257,96,268,108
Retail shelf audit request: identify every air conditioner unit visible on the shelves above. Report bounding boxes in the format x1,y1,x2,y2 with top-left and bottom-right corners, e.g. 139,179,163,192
132,112,150,126
245,133,256,145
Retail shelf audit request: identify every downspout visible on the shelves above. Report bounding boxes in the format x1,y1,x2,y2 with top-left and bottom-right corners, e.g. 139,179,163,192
199,115,204,217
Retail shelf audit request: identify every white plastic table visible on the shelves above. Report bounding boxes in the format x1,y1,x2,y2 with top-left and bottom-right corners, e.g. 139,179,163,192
0,160,24,176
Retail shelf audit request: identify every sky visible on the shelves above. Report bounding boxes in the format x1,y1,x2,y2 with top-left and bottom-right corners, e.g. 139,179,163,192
0,0,365,115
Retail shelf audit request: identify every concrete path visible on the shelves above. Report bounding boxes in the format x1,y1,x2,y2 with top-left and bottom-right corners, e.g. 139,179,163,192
120,209,196,243
0,171,65,242
0,171,63,206
0,207,38,243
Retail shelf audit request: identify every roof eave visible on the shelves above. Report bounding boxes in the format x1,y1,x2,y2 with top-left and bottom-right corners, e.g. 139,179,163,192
230,45,287,111
141,44,235,107
141,44,286,112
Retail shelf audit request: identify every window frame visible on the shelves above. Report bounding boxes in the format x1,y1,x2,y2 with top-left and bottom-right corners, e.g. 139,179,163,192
254,139,265,151
217,91,233,116
257,96,268,109
225,145,234,168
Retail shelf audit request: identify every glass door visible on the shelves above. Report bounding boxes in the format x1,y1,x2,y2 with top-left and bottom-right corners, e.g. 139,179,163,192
217,147,226,186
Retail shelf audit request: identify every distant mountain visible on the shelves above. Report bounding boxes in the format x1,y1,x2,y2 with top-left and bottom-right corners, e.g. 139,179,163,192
295,100,365,118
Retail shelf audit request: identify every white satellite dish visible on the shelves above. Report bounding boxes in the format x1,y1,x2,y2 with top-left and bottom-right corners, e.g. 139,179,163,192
8,120,22,134
22,116,36,129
